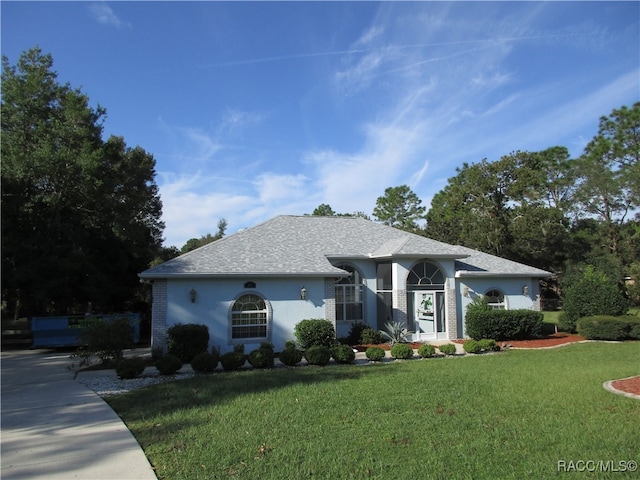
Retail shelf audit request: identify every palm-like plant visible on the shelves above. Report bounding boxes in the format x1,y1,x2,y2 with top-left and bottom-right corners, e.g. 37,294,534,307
380,321,412,346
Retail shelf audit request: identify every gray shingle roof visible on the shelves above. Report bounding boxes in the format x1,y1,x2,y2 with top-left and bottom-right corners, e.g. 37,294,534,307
455,246,552,277
140,215,551,279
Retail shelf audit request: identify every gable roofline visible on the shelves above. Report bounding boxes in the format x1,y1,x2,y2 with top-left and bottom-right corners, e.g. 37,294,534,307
140,215,550,279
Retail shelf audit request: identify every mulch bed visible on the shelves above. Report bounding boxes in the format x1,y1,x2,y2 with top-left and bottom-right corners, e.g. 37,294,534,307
612,376,640,396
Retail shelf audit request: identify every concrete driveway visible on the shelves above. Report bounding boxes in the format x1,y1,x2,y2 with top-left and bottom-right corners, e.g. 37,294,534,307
1,349,156,480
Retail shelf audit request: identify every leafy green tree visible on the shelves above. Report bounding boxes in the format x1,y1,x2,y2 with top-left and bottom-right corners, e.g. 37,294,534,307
180,218,227,254
311,204,336,216
559,265,629,332
573,103,639,258
373,185,426,233
1,47,163,317
425,149,572,271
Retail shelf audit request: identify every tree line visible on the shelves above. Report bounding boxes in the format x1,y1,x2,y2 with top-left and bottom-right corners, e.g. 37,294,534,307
2,47,638,321
312,103,640,303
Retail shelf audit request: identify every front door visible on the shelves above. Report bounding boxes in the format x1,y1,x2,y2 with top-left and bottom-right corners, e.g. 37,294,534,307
414,292,436,340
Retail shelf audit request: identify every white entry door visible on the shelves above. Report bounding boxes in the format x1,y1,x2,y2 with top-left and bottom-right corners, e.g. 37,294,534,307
415,292,436,340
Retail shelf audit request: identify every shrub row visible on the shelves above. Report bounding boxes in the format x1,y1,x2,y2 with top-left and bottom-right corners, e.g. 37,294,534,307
465,309,543,340
167,323,210,363
462,339,500,354
576,315,640,341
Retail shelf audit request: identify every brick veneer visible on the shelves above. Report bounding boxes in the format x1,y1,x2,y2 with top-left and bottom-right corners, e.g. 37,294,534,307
151,279,168,352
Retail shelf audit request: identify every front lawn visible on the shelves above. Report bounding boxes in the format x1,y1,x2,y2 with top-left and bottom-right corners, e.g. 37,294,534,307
108,342,640,479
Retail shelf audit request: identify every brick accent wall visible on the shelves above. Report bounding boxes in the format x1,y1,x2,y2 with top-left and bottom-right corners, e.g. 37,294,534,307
151,279,168,353
324,277,335,323
394,289,407,325
445,285,458,339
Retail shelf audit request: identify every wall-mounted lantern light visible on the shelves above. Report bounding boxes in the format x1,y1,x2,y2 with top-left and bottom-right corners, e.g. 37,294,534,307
463,286,470,297
522,285,529,296
190,288,197,303
300,286,307,300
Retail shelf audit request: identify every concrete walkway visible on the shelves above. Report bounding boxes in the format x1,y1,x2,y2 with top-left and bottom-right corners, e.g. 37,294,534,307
1,349,157,480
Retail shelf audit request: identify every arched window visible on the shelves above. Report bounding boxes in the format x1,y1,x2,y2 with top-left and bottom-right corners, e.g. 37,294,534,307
485,289,505,310
230,293,269,340
407,261,445,289
335,264,364,323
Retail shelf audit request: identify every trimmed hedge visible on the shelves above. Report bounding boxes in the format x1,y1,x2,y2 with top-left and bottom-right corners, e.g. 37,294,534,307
576,315,640,341
294,319,336,349
465,309,543,341
304,345,331,366
248,343,275,369
155,354,182,375
417,344,436,358
331,344,356,364
279,341,303,366
190,351,220,373
115,356,146,379
390,343,414,360
167,323,210,363
365,346,386,362
438,343,457,355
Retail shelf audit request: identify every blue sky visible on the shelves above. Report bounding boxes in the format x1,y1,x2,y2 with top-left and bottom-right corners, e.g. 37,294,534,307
2,1,639,248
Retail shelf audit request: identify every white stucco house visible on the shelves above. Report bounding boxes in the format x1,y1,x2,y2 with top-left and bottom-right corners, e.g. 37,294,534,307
139,215,551,354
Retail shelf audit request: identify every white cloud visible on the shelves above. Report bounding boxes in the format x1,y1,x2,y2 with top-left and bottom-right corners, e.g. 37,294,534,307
89,3,130,29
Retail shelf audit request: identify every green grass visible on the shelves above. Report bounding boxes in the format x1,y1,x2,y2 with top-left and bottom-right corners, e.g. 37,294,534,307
108,343,640,480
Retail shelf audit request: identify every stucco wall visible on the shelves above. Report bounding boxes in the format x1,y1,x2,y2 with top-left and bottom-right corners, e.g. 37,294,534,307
456,277,542,338
163,277,326,354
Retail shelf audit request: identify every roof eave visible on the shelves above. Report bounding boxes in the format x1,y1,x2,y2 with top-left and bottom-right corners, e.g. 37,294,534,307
139,271,350,280
455,271,552,278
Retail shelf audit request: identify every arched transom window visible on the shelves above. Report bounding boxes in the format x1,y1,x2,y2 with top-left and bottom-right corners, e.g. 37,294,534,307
485,289,505,310
335,264,364,322
230,294,269,340
407,261,445,289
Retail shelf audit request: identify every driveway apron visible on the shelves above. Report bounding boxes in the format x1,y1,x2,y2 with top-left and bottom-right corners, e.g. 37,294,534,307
1,349,156,479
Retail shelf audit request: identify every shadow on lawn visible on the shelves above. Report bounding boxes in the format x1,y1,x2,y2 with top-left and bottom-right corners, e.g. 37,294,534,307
107,361,395,420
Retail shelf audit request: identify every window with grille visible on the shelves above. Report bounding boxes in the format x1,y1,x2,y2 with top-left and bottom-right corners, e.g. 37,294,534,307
485,289,506,310
231,294,268,339
335,264,364,322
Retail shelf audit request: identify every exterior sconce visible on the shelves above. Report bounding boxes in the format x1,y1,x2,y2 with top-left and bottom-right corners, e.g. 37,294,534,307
463,286,470,297
300,286,307,300
522,285,529,296
189,288,197,303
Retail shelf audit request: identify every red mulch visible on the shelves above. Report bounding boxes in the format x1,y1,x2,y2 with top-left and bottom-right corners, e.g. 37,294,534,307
612,376,640,396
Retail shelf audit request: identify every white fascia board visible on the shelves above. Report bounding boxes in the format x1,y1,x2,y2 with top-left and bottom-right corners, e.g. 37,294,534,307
455,271,552,278
139,271,350,280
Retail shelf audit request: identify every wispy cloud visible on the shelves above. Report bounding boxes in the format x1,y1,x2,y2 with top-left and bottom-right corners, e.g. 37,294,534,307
89,3,131,29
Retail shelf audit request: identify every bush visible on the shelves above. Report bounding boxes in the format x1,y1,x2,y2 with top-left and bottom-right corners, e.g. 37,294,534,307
294,319,336,349
331,344,356,364
380,321,411,345
463,340,482,354
167,323,210,363
115,357,146,379
279,340,304,366
438,344,457,355
390,343,414,359
304,345,331,366
576,315,640,341
248,343,275,369
76,317,135,364
155,354,182,375
417,344,436,358
220,351,246,371
190,351,220,373
560,266,629,332
346,322,369,345
465,310,543,341
365,346,386,362
477,339,500,352
360,327,384,345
